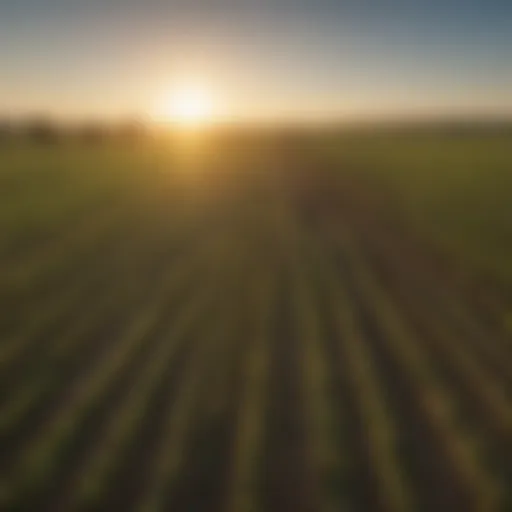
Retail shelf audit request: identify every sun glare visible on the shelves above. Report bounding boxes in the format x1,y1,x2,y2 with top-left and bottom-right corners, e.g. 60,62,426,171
155,86,215,127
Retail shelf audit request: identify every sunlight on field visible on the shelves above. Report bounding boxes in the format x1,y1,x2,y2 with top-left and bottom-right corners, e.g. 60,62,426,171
1,133,512,511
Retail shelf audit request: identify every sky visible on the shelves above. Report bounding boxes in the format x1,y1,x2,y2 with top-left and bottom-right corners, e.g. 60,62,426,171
1,0,512,122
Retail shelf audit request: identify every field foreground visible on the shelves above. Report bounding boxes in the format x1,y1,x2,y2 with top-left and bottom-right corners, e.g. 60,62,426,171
1,133,512,511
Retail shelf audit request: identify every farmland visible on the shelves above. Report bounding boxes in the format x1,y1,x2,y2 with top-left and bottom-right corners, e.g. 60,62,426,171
1,129,512,511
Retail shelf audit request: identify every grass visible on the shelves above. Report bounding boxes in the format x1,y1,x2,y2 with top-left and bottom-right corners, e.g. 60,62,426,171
0,129,511,511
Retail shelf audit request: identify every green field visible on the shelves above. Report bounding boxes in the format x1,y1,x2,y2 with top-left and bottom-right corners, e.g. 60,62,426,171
1,131,512,511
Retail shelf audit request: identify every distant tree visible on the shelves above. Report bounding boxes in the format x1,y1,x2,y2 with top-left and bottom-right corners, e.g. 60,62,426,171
0,118,13,141
76,122,109,144
24,117,61,143
113,118,147,142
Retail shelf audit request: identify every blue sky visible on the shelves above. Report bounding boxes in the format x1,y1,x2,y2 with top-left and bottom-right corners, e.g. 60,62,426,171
1,0,511,120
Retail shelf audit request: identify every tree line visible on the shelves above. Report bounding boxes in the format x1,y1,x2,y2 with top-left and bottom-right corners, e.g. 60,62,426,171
0,117,149,144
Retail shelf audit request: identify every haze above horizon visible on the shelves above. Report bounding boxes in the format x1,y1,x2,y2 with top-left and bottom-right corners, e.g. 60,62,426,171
1,0,511,122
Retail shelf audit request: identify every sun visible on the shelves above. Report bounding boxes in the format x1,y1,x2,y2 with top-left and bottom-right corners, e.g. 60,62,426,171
155,86,214,127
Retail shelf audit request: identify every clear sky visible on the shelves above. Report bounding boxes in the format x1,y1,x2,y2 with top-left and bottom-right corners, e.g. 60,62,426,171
1,0,511,122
